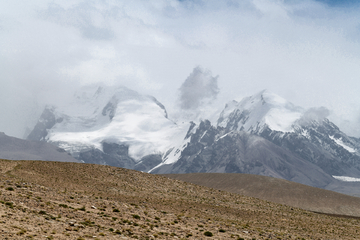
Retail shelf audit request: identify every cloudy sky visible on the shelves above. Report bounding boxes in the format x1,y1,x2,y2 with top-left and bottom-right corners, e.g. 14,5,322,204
1,0,360,138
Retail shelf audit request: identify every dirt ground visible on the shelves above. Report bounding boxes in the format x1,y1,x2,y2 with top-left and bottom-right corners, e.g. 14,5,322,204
0,159,359,239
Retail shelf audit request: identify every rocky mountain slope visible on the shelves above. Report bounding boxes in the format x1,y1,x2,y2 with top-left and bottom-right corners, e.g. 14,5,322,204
150,120,334,189
217,90,360,177
1,159,360,240
147,91,360,195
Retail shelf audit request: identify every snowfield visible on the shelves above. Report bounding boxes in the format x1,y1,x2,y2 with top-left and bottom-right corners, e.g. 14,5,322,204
46,84,189,160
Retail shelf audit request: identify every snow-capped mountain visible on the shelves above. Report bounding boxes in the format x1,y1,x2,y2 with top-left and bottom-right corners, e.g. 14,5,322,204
217,90,304,133
27,86,360,195
27,84,190,168
214,90,360,176
146,90,360,195
149,120,335,188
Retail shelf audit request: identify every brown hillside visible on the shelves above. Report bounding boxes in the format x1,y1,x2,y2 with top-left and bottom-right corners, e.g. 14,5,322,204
0,159,360,239
163,173,360,217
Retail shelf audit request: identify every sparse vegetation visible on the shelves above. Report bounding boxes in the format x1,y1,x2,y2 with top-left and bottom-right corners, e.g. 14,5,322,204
133,214,141,219
0,159,359,239
78,206,86,211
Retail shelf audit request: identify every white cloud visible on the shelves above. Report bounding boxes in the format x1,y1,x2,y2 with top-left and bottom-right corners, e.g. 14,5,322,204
178,66,219,110
1,0,360,137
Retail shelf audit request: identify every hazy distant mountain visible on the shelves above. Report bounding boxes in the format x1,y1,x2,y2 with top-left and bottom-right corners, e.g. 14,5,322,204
0,132,78,162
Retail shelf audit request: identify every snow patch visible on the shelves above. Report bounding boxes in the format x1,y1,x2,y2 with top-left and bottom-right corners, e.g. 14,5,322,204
216,132,231,141
264,108,302,133
329,135,356,153
333,176,360,182
200,130,208,140
300,129,310,139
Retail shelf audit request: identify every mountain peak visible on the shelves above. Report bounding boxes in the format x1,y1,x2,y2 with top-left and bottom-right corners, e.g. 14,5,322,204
218,90,303,133
258,90,288,106
243,89,296,109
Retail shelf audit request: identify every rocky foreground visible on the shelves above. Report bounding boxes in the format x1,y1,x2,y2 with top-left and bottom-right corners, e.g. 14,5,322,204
0,159,359,239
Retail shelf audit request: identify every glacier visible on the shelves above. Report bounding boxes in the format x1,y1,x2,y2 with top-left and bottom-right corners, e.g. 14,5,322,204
29,84,190,161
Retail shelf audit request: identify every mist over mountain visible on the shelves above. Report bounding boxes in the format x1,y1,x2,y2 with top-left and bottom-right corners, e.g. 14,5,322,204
2,0,360,139
178,66,219,110
23,81,360,196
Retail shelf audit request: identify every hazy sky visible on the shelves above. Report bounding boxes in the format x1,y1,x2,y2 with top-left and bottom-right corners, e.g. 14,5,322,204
1,0,360,138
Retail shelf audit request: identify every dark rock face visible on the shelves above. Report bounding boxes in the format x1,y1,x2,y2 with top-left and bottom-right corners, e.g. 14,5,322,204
133,154,162,172
27,107,57,141
255,120,360,177
148,96,168,118
78,142,136,169
102,101,117,120
151,121,334,188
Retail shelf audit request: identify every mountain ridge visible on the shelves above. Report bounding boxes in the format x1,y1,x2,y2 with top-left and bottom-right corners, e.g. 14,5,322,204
25,85,360,196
